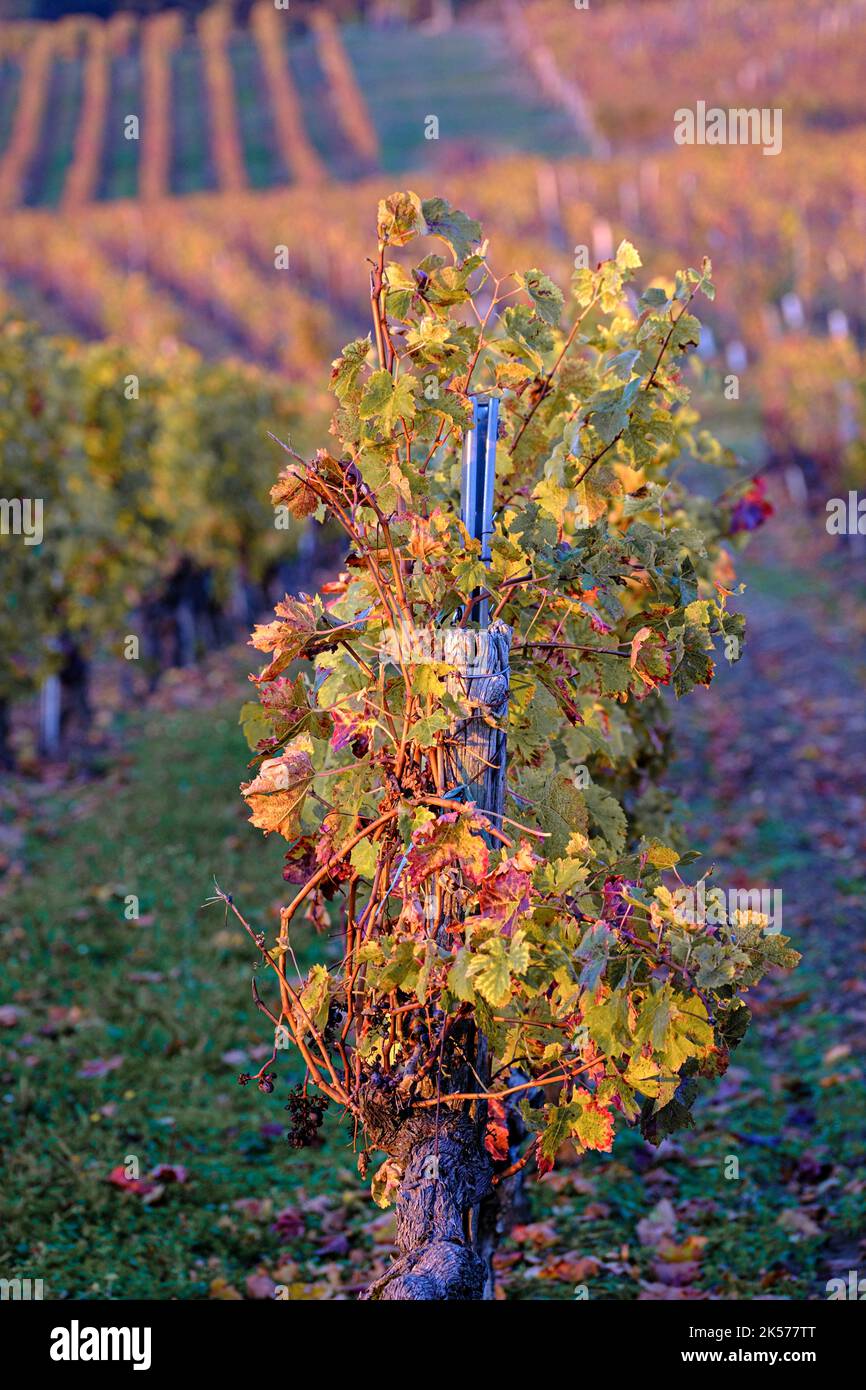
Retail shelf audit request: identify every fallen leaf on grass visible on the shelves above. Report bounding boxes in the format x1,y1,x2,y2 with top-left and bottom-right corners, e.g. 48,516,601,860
656,1235,707,1263
105,1166,158,1197
650,1259,702,1286
536,1253,601,1282
636,1198,677,1247
221,1049,249,1067
105,1162,186,1200
283,1281,337,1301
232,1197,273,1221
271,1206,305,1241
492,1251,523,1272
209,1277,242,1300
317,1233,350,1257
246,1270,276,1300
78,1055,124,1078
581,1201,612,1220
639,1282,707,1300
150,1164,187,1184
369,1212,397,1246
777,1208,821,1238
819,1069,862,1088
511,1221,559,1249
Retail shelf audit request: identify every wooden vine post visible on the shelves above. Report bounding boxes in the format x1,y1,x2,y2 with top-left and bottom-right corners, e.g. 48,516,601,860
449,394,518,1296
364,396,519,1300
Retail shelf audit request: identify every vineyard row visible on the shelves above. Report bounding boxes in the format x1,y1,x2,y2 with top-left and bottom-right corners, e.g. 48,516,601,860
2,134,865,375
0,4,379,210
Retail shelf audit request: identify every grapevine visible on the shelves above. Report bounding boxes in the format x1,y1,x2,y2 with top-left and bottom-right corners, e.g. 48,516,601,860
225,191,799,1298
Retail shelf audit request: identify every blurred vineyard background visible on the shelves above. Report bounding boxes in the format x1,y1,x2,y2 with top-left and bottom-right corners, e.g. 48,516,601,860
2,0,866,763
2,0,866,1303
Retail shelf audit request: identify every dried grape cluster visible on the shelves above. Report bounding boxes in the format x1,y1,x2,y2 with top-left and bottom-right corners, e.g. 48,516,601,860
284,1084,329,1149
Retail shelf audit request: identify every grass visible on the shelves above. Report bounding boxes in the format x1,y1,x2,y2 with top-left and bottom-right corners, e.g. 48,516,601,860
0,60,20,161
171,40,217,197
25,57,83,208
99,51,141,202
287,27,360,181
0,683,369,1300
229,36,284,190
341,20,588,172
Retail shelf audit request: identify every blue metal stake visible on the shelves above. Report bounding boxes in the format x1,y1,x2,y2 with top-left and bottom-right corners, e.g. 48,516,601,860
460,393,499,627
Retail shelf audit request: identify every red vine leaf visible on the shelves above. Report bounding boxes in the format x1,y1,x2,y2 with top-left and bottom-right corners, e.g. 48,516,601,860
404,810,489,889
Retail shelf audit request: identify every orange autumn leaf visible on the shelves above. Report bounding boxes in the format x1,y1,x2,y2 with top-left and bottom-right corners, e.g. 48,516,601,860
240,742,313,840
484,1097,510,1162
512,1220,559,1249
404,810,489,889
537,1253,601,1282
657,1234,708,1264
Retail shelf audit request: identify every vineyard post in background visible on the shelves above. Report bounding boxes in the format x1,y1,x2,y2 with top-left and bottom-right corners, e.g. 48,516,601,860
38,671,61,759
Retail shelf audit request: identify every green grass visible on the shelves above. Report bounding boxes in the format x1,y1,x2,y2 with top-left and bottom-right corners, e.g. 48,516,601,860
0,688,368,1300
99,51,141,202
286,28,360,181
171,40,217,197
0,59,21,161
229,36,284,190
341,20,588,172
26,57,84,207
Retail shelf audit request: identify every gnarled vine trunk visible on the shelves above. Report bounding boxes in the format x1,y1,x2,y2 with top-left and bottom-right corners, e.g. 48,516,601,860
359,1110,492,1300
362,623,519,1301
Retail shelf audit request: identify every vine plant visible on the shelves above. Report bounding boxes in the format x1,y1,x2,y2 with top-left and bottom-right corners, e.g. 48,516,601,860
217,192,798,1299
